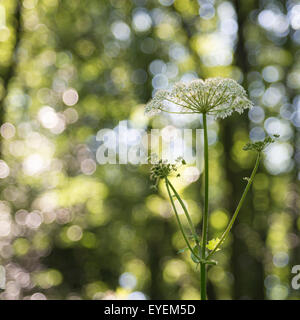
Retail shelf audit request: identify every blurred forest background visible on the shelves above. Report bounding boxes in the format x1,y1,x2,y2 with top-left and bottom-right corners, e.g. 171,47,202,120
0,0,299,300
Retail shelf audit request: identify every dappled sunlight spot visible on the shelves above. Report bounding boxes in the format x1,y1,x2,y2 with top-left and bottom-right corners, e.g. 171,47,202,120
249,80,265,98
149,59,165,75
182,166,200,183
268,284,289,300
248,106,265,123
180,287,200,300
62,88,79,106
24,132,55,156
119,272,137,290
33,191,58,213
0,27,10,42
128,291,147,300
15,271,30,289
262,86,283,107
3,186,24,203
9,140,26,157
289,4,300,30
220,18,238,36
0,160,10,178
0,122,15,139
173,0,198,16
112,21,131,41
34,269,63,289
32,233,51,252
267,213,291,251
64,107,78,124
291,110,300,127
57,176,108,207
250,126,265,141
273,251,289,268
169,43,189,62
0,209,11,237
85,281,108,299
210,209,228,230
146,194,172,218
155,23,175,40
262,66,282,83
81,158,96,175
208,266,226,284
264,274,280,289
87,208,109,227
264,117,293,140
130,106,149,128
264,143,293,174
132,9,152,33
196,33,233,67
287,72,300,89
30,293,47,300
15,209,29,226
217,1,235,19
67,225,83,242
56,208,72,225
163,259,187,283
152,73,168,89
258,9,289,36
3,281,20,299
23,153,48,176
13,238,30,256
199,3,215,20
159,0,174,6
25,211,43,229
50,114,66,134
124,259,149,285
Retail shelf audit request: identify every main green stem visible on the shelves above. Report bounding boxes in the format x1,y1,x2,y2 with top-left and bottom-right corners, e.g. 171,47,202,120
201,113,209,300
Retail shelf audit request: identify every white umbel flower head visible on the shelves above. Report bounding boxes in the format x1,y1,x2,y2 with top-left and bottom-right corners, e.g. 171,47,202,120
145,77,253,119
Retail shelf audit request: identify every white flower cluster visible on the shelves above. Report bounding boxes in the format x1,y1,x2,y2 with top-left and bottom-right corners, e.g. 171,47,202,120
145,77,253,119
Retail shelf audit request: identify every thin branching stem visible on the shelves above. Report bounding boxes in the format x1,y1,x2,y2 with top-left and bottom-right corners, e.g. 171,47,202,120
165,178,198,258
166,178,199,247
206,153,261,259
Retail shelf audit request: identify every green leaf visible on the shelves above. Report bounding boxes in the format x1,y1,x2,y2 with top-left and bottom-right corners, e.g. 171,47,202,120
190,245,201,263
177,247,188,254
206,238,221,252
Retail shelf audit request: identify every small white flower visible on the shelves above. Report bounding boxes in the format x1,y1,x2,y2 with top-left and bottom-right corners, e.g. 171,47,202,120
145,77,253,119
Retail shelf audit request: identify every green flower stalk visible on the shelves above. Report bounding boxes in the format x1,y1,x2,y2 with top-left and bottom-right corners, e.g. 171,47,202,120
145,77,277,300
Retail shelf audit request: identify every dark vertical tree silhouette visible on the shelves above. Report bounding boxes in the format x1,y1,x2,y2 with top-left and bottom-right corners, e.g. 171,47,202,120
0,0,22,157
219,0,265,299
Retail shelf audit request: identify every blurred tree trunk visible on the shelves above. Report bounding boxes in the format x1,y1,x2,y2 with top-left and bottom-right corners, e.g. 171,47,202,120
219,0,265,299
0,0,22,157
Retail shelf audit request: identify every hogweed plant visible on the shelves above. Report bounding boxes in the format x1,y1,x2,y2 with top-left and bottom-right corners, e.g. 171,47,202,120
145,77,278,300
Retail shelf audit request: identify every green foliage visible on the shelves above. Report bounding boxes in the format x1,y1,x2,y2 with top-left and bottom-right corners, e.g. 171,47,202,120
243,135,279,153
